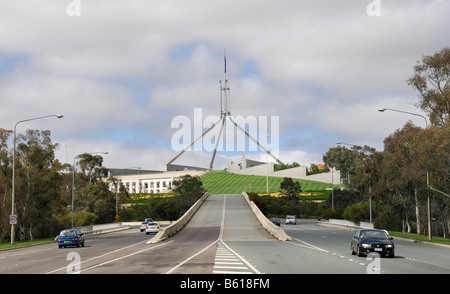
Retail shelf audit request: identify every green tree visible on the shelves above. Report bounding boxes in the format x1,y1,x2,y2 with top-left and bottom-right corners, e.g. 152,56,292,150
280,177,302,199
172,175,204,197
14,130,63,240
407,47,450,128
0,129,13,243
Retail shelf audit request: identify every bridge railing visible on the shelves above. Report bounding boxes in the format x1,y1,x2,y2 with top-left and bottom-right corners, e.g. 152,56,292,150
147,192,210,244
242,191,292,241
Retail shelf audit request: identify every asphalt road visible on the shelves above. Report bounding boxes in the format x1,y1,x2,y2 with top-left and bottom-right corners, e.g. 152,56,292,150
1,193,449,275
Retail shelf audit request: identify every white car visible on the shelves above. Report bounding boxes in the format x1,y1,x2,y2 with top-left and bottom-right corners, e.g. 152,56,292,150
145,222,161,234
140,221,149,232
285,215,296,225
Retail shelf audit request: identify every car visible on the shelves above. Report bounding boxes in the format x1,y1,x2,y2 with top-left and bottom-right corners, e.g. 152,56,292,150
350,229,395,258
58,229,85,248
140,221,149,232
145,222,161,234
270,217,280,226
285,215,296,225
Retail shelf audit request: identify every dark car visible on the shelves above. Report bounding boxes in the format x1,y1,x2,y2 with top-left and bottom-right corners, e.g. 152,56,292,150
58,229,85,248
350,229,394,258
270,217,281,226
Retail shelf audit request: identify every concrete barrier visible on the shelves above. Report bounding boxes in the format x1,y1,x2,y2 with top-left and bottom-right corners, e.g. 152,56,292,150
74,222,130,236
318,219,374,231
242,192,292,241
147,192,210,244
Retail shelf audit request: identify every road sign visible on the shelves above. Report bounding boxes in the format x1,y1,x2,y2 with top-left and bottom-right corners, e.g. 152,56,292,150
114,214,120,223
9,215,17,225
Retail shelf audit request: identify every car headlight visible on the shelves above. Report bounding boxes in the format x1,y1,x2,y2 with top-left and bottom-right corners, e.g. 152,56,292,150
386,244,393,248
361,243,371,248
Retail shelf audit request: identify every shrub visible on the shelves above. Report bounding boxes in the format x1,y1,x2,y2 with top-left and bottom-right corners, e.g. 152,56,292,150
343,201,370,224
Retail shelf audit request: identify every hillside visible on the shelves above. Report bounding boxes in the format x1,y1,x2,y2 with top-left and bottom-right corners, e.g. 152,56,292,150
200,171,333,195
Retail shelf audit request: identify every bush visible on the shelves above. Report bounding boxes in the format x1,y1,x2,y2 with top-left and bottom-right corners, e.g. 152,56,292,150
343,201,370,224
320,208,343,220
74,211,96,226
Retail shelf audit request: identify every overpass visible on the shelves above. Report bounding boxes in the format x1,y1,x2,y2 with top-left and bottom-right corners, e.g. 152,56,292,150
0,193,449,277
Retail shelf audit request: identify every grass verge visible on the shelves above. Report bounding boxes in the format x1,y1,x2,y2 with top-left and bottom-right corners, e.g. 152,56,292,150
0,238,55,251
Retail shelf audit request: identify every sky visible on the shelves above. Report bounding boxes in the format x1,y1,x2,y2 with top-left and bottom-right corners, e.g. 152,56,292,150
0,0,449,171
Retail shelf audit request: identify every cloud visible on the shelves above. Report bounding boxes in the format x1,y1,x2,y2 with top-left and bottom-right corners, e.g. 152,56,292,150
1,0,449,170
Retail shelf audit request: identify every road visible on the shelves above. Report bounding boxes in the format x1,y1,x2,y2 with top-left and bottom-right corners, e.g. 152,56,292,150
0,194,449,275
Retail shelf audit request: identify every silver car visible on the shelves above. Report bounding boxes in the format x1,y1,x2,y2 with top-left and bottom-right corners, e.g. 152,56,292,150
145,222,161,234
140,221,149,232
285,215,296,225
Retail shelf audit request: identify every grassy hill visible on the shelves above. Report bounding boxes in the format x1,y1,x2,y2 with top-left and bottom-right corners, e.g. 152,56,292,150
200,171,334,196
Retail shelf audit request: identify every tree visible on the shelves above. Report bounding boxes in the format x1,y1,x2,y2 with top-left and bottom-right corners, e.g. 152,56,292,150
0,129,13,243
14,130,63,240
172,175,204,197
323,144,375,187
77,153,108,184
407,47,450,127
280,177,302,199
382,122,425,234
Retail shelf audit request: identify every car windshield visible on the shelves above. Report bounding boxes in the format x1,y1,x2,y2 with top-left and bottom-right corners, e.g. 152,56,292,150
360,231,388,240
60,230,76,237
148,223,157,226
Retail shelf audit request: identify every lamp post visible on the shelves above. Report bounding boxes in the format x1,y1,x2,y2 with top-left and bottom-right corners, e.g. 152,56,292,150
11,114,63,244
110,167,141,217
378,107,432,240
71,151,108,228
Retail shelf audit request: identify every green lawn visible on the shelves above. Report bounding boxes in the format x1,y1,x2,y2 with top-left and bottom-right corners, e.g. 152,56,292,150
200,170,333,195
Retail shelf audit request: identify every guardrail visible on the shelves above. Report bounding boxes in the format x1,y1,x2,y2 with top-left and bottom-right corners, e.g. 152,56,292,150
147,192,210,244
242,191,292,241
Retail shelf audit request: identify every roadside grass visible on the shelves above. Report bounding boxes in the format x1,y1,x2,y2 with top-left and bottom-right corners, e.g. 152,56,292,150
200,170,335,196
0,238,55,251
388,231,450,246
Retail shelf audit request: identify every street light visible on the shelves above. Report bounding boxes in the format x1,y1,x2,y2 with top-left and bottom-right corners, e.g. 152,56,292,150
378,108,428,128
71,151,108,228
11,114,63,244
110,167,141,217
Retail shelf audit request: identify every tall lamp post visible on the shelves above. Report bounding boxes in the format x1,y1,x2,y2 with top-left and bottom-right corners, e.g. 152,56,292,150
378,107,432,240
71,151,108,228
11,114,63,244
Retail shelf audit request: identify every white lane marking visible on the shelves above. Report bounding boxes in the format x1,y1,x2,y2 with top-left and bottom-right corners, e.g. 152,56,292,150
288,237,330,253
46,239,157,274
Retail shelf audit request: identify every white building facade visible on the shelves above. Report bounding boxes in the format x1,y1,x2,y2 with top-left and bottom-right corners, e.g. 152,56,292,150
113,170,206,194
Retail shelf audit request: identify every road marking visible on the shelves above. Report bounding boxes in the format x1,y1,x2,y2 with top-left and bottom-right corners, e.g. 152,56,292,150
165,240,217,274
213,242,256,274
289,237,329,253
46,239,158,274
214,195,261,274
79,240,174,273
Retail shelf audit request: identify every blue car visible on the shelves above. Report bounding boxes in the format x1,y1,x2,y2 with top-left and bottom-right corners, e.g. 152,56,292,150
58,229,85,248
